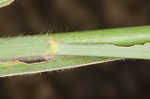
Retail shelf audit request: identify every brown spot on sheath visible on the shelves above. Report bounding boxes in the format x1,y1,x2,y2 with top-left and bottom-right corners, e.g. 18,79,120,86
0,56,57,64
19,56,56,64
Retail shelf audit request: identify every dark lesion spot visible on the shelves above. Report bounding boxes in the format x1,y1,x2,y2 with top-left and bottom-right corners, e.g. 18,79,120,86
0,56,57,64
19,56,56,64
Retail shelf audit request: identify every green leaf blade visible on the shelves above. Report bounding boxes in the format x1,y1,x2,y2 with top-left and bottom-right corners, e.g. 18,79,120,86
0,36,51,59
56,43,150,59
52,26,150,46
0,56,116,77
0,0,15,8
0,26,150,77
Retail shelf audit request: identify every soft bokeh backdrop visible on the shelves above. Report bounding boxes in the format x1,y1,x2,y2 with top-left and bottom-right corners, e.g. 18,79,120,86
0,0,150,36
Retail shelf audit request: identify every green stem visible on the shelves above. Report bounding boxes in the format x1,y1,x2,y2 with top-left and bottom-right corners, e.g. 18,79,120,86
1,26,150,59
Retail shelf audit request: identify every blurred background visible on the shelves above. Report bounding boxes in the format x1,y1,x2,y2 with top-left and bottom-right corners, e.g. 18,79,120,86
0,0,150,99
0,0,150,36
